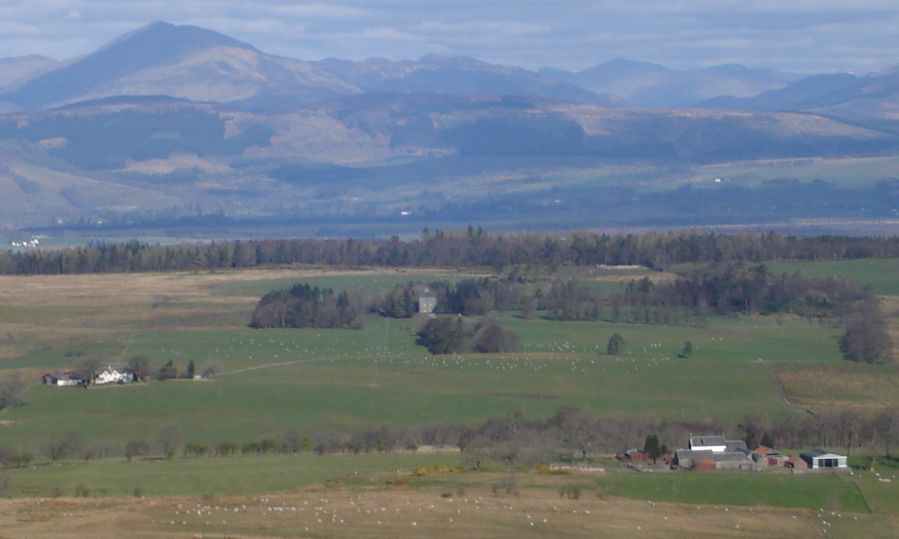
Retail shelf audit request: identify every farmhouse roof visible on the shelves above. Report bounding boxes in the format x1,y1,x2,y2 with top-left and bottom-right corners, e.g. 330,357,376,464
713,452,752,463
800,449,845,459
690,435,726,447
725,439,748,452
47,371,81,379
676,449,714,459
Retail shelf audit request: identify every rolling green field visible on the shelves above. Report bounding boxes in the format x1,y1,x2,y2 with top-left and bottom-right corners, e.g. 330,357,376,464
0,451,885,516
0,265,890,452
1,311,843,450
601,471,868,512
3,453,461,498
767,258,899,296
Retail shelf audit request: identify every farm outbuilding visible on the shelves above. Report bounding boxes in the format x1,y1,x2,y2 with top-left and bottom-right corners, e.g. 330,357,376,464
688,435,727,453
800,450,848,470
675,448,753,470
41,371,84,386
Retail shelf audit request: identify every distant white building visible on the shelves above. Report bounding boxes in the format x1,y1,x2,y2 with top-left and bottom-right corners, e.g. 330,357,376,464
801,450,848,470
42,372,84,387
93,365,134,385
418,288,437,314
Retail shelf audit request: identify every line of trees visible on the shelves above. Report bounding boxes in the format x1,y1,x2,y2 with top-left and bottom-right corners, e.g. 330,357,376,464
4,406,896,469
3,230,899,275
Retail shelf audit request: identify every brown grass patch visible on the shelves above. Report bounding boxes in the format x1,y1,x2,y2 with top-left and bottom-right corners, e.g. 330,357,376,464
0,488,829,538
776,363,899,413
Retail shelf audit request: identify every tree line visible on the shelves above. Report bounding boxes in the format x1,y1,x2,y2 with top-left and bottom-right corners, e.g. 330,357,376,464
3,405,896,470
4,229,899,275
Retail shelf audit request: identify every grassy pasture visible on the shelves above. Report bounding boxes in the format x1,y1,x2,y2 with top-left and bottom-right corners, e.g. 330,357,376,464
0,265,886,451
1,454,896,538
774,362,899,412
600,471,868,512
0,486,841,539
766,258,899,296
3,453,460,498
2,311,838,449
1,263,898,537
688,155,899,188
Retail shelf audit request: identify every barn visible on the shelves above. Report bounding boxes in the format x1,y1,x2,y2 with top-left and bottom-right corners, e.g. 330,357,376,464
41,371,84,386
689,435,727,452
800,450,848,470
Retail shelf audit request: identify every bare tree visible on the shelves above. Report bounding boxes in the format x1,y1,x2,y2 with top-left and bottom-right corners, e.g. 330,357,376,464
0,375,25,409
124,440,150,463
75,357,103,384
549,406,598,460
127,356,153,382
156,423,183,459
42,431,84,462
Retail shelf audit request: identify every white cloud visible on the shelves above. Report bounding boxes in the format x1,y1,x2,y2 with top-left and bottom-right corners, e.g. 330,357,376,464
270,3,369,19
417,20,550,38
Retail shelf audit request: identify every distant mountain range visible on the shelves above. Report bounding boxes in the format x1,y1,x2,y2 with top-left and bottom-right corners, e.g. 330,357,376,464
1,22,898,235
0,22,610,111
539,58,799,108
701,68,899,133
3,21,898,118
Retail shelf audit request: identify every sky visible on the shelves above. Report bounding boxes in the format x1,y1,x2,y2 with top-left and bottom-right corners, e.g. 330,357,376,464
1,1,898,73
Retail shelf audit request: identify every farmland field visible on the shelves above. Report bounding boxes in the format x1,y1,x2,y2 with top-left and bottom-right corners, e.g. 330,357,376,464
1,454,896,538
767,258,899,296
0,265,895,450
0,268,859,450
1,260,898,538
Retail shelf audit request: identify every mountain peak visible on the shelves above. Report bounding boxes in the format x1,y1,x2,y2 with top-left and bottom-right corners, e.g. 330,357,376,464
3,22,257,109
103,21,255,55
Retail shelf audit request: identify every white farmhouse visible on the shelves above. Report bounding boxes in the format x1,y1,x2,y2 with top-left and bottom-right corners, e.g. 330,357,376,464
93,365,133,385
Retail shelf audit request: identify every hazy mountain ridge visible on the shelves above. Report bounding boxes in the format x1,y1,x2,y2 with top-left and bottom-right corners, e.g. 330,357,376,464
698,69,899,134
314,55,614,106
2,22,899,233
539,58,800,107
0,22,613,111
0,22,355,110
0,55,59,93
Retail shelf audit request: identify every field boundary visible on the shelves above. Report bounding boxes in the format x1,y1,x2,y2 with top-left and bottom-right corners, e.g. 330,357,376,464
216,357,332,377
767,364,818,418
